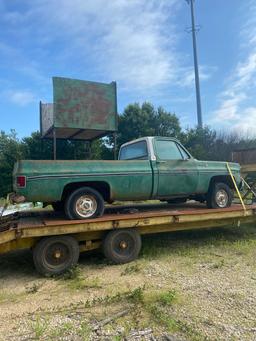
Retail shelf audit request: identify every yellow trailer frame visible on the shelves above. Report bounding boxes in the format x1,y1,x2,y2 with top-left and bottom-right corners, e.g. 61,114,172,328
1,203,255,256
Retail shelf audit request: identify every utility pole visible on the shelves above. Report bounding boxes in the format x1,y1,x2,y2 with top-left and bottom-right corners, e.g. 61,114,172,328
185,0,203,128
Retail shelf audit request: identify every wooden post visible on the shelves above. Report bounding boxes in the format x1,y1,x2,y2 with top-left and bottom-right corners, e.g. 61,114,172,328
114,132,117,160
53,128,57,160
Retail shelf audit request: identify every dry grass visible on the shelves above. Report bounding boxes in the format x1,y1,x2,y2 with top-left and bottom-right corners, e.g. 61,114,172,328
0,223,255,340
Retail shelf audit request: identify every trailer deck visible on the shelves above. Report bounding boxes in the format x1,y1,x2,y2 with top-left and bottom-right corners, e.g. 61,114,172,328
1,202,256,275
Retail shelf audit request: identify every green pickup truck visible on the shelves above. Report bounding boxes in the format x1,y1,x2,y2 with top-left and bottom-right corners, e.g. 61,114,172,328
12,136,241,219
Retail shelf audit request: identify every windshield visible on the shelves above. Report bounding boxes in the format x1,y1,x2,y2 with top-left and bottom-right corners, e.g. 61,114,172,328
119,140,148,160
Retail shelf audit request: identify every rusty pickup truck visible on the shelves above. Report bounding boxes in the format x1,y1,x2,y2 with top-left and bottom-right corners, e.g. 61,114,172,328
12,136,241,219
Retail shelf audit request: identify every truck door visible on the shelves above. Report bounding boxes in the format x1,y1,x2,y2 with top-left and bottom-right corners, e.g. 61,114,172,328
154,138,199,198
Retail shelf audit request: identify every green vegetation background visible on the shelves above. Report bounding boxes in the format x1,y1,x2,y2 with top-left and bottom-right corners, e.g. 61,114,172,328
1,102,255,197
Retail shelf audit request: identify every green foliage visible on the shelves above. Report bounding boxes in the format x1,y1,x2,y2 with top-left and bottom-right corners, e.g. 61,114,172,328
121,263,141,276
0,130,23,196
127,286,144,304
117,102,181,146
2,101,256,197
155,290,177,306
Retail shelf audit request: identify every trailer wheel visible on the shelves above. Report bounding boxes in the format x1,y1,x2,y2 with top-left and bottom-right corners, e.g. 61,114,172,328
103,229,141,264
206,182,233,209
33,236,80,276
65,187,104,220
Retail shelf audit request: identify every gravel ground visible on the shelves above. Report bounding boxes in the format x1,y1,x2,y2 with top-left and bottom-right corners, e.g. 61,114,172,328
0,224,255,340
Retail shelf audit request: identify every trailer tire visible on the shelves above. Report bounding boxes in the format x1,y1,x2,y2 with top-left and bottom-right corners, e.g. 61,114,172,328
206,182,233,209
65,187,104,220
33,236,80,276
103,229,141,264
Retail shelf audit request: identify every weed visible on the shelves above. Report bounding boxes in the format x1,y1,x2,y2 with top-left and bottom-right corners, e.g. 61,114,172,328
112,336,122,341
57,265,102,290
78,321,91,339
148,305,177,332
156,290,177,306
50,321,74,338
60,266,81,280
211,259,225,269
121,263,141,276
32,317,48,339
69,276,102,290
127,287,144,304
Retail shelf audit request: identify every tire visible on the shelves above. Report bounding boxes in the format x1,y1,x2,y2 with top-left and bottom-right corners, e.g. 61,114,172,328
206,182,233,209
52,201,64,212
103,229,141,264
65,187,104,220
33,236,80,276
167,198,187,204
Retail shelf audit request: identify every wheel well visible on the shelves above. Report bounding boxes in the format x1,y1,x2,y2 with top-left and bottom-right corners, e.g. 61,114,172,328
208,176,234,191
62,181,111,202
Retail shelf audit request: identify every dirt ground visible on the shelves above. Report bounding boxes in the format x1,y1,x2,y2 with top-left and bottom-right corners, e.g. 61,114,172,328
0,223,255,341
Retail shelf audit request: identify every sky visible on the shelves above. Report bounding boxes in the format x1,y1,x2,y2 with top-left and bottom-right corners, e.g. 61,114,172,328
0,0,256,138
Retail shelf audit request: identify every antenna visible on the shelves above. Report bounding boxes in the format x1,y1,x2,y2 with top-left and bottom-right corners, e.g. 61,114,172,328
185,0,203,128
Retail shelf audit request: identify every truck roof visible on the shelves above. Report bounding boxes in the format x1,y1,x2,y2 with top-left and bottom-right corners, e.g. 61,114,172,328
120,136,179,148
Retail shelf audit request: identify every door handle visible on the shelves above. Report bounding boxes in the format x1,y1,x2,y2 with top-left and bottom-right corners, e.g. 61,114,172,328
156,160,166,163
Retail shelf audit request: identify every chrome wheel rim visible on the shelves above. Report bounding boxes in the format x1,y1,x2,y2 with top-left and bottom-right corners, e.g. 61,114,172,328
215,189,228,208
75,195,97,218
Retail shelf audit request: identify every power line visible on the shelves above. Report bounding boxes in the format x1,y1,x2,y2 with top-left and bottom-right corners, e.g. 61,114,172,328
185,0,203,128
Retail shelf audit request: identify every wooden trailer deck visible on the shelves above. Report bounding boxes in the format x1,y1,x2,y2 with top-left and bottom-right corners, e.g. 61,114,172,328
1,202,256,256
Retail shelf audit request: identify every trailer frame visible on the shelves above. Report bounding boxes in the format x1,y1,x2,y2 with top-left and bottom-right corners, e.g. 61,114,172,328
0,203,256,275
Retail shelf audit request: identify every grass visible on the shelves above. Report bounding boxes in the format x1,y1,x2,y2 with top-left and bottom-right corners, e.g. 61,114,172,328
1,222,255,340
58,266,102,290
121,263,141,276
32,317,48,339
141,223,256,260
154,290,177,306
0,290,25,303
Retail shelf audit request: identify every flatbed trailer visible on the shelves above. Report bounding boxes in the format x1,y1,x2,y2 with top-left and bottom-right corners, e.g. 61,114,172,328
0,202,256,276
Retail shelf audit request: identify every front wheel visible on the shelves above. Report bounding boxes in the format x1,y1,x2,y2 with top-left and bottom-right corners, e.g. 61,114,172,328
65,187,104,220
206,182,233,209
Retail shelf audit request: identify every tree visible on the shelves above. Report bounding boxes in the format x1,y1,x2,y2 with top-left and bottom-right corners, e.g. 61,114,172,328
182,126,217,160
117,102,181,147
0,130,23,197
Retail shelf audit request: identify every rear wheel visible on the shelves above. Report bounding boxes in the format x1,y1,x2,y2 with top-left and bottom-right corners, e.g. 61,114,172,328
103,229,141,264
206,182,233,209
33,236,79,276
65,187,104,220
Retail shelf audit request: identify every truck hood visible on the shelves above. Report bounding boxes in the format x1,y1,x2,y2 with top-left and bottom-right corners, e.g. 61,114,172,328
196,160,240,172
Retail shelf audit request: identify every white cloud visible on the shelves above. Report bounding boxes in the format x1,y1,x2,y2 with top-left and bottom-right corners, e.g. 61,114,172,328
2,0,215,94
177,65,217,88
212,1,256,131
232,107,256,136
3,90,36,106
37,0,181,91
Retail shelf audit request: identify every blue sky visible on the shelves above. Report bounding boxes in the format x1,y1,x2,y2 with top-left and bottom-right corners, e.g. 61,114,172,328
1,0,256,138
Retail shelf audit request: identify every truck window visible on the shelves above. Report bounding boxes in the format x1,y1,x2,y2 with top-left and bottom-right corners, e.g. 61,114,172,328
177,144,190,159
155,140,183,160
119,141,148,160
